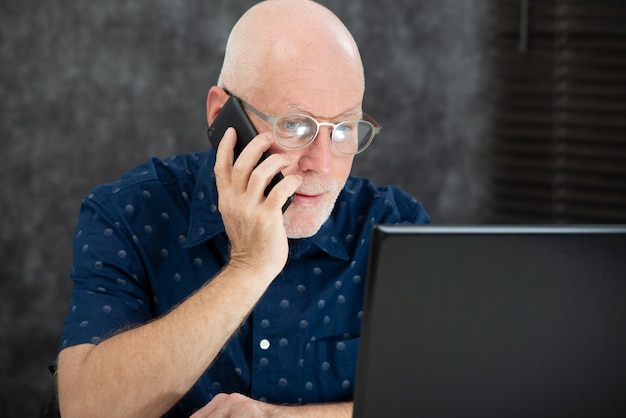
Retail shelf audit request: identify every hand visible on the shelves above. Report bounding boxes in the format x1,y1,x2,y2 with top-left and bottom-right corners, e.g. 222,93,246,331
190,393,353,418
213,128,302,280
190,393,277,418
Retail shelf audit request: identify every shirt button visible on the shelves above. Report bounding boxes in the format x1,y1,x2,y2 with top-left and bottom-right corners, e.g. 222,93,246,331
259,339,270,350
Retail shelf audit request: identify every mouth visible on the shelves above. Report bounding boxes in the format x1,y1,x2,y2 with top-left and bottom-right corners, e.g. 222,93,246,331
292,191,325,207
289,177,339,208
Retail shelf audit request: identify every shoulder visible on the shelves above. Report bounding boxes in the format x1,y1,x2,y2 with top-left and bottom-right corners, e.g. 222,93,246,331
85,152,210,207
338,175,430,224
72,152,215,233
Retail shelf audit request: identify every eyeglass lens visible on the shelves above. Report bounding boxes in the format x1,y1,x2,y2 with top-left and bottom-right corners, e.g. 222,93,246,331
274,115,373,154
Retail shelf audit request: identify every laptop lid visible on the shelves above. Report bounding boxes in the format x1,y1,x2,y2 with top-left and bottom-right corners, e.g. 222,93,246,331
353,225,626,418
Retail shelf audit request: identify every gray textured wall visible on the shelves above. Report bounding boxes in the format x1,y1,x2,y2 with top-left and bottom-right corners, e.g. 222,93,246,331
0,0,489,415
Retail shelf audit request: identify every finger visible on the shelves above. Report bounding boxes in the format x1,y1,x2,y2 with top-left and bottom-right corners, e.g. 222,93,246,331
216,127,236,167
266,173,303,211
213,127,237,189
189,395,223,418
230,132,273,194
246,153,292,199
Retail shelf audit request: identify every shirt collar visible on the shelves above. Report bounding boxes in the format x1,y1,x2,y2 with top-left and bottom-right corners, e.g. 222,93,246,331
184,150,350,261
296,211,350,261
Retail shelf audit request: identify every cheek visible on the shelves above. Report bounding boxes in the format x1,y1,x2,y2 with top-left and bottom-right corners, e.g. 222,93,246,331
331,155,354,183
277,146,355,179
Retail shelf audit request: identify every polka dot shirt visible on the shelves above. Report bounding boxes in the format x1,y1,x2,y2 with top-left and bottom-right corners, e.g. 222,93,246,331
54,150,430,415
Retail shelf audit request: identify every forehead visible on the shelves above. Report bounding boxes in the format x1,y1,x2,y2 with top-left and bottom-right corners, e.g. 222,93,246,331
256,68,364,120
251,30,364,113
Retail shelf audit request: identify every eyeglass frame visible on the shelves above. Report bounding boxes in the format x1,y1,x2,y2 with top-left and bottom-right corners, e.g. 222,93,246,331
224,90,381,155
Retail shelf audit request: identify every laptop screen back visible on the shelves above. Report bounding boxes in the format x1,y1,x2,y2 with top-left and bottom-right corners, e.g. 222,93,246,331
353,225,626,418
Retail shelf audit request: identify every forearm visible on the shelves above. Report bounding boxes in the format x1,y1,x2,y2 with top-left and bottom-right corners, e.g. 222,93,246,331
271,401,353,418
57,264,274,418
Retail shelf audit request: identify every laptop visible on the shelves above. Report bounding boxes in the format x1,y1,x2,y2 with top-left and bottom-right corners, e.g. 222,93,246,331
353,225,626,418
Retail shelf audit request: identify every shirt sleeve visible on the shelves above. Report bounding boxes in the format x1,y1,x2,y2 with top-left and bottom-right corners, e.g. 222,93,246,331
57,196,154,352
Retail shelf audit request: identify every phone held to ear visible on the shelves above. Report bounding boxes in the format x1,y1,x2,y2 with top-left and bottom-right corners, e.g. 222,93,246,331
207,96,293,212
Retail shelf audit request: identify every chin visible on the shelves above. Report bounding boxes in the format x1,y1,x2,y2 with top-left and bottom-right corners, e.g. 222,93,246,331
284,207,327,238
283,195,338,239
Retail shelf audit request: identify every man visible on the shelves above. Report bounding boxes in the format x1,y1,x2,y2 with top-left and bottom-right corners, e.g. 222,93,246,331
54,0,429,416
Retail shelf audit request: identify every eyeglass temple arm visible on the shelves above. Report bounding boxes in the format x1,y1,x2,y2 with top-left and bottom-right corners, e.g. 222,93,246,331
362,112,382,134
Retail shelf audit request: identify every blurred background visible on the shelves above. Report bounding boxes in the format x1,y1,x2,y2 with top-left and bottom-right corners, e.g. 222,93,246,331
1,0,624,415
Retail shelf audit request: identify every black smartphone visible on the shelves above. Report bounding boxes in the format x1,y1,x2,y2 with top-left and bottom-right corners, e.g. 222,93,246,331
207,95,293,212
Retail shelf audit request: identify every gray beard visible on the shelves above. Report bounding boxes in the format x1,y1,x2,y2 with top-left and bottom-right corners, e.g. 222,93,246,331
284,188,341,239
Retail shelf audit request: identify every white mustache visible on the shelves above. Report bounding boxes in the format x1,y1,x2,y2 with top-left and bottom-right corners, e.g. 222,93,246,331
296,179,339,195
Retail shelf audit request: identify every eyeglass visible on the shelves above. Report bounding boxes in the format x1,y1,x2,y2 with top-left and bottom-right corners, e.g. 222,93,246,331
230,93,381,155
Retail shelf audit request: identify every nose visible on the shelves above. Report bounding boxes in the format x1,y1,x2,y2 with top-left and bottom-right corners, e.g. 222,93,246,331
297,126,333,174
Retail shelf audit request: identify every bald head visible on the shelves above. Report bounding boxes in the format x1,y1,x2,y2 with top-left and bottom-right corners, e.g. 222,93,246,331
217,0,364,100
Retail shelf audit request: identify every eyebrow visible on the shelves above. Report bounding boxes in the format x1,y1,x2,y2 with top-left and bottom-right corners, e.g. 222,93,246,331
286,104,363,120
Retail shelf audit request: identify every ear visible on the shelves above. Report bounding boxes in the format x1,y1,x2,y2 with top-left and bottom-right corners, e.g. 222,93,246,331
206,86,230,126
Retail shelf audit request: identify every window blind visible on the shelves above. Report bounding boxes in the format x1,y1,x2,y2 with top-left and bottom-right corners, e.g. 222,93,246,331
487,0,626,223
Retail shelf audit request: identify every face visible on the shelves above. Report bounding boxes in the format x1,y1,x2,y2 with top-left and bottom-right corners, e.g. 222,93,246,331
244,57,363,238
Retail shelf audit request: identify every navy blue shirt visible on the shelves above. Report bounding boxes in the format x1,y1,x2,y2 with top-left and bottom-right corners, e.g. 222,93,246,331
56,149,429,415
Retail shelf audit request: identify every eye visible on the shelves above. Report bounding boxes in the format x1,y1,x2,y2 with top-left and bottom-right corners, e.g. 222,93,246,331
283,121,300,131
333,122,357,143
275,116,315,140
